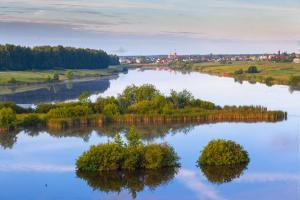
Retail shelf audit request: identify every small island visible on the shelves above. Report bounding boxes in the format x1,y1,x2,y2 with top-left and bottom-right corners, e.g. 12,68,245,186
76,128,180,171
0,84,286,132
197,139,250,184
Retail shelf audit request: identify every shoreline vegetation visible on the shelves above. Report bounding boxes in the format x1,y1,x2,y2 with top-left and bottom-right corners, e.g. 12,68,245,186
0,65,130,86
0,44,133,86
169,61,300,89
0,84,286,132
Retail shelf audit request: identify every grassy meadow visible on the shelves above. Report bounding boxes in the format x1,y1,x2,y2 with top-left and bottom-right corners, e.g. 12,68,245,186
0,65,127,85
190,61,300,85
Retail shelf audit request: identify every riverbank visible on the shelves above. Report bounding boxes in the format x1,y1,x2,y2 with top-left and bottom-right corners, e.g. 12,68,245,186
170,61,300,87
0,65,130,86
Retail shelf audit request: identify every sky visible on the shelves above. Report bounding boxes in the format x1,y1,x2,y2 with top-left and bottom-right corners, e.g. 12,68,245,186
0,0,300,55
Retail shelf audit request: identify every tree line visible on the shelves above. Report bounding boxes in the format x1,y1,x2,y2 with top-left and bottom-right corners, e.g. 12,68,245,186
0,44,120,70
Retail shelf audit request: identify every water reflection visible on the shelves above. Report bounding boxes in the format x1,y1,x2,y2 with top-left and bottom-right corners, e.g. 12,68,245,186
76,168,178,199
0,131,17,149
200,163,248,184
0,123,196,149
0,77,111,104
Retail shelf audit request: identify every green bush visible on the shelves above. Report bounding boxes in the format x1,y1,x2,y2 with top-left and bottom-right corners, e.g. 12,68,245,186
0,108,17,131
76,128,180,172
19,114,44,127
47,105,92,118
36,103,58,113
76,143,125,172
0,102,32,114
103,103,120,120
198,139,249,166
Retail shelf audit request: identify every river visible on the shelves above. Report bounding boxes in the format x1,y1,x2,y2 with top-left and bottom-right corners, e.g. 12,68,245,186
0,68,299,200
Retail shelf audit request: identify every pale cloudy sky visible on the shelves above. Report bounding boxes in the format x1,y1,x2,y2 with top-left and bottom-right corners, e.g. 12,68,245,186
0,0,299,55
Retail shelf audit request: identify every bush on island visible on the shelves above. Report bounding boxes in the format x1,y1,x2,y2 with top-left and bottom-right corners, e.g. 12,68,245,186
198,139,249,166
19,114,45,127
0,108,17,131
76,127,180,172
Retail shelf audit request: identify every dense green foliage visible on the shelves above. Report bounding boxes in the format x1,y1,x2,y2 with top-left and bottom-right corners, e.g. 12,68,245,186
0,108,17,130
19,114,45,127
0,44,119,70
76,128,180,172
198,139,249,166
0,102,32,114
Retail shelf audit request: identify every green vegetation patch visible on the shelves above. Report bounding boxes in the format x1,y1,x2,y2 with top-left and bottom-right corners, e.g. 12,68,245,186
198,139,249,166
76,128,180,172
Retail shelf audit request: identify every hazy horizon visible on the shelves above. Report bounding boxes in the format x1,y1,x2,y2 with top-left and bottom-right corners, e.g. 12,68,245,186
1,0,300,55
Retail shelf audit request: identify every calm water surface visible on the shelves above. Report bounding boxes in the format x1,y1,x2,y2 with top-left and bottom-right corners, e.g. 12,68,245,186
0,69,299,200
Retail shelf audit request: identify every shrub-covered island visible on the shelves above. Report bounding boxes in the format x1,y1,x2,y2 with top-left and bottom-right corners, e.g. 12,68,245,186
0,84,286,132
76,128,180,171
198,139,250,166
198,139,250,184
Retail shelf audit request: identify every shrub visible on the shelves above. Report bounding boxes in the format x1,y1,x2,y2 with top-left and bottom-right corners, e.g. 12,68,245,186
198,139,249,166
94,97,118,113
103,103,120,121
247,66,258,73
144,144,164,169
0,108,17,131
19,114,44,127
47,105,92,118
76,143,125,172
76,128,180,172
0,102,31,114
36,103,58,113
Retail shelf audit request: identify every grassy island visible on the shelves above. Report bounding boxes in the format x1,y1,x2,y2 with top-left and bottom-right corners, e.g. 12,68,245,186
198,139,250,184
198,139,250,166
0,84,286,132
76,128,180,171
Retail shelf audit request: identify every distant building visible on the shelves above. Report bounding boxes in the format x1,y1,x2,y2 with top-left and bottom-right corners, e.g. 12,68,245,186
294,42,300,63
294,58,300,63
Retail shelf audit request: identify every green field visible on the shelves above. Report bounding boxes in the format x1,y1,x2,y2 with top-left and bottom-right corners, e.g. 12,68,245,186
190,61,300,85
0,65,127,85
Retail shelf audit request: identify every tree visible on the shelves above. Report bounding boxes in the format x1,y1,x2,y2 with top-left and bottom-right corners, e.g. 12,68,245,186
170,89,194,108
103,103,120,120
0,44,120,70
78,91,90,103
0,108,17,131
126,127,142,147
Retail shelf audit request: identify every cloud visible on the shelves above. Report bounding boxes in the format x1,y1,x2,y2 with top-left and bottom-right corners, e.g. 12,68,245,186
176,169,226,200
0,162,74,172
235,172,300,183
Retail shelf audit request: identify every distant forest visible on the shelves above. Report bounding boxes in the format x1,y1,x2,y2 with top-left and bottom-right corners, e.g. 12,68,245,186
0,44,120,70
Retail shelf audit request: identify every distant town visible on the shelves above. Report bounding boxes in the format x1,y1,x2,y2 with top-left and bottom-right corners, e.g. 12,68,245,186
120,45,300,65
